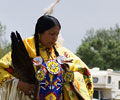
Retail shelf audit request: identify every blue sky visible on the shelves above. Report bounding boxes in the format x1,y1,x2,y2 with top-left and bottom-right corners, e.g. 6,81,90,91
0,0,120,53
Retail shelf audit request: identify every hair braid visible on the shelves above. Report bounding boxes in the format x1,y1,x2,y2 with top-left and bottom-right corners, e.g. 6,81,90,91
34,33,40,56
53,45,59,57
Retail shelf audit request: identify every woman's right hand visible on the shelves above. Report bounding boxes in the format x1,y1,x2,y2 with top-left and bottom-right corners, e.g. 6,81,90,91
17,80,35,96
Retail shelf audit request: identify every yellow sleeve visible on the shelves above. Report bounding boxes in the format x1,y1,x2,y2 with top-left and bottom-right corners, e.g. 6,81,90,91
0,36,36,88
0,51,14,88
0,52,12,69
70,58,94,98
56,44,94,99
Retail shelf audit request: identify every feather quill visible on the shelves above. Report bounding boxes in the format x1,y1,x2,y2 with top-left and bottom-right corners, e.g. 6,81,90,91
44,0,60,15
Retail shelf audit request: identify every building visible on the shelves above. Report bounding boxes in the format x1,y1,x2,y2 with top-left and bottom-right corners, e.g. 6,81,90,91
91,68,120,100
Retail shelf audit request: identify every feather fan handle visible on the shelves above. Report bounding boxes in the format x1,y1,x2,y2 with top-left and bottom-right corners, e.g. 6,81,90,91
44,0,60,15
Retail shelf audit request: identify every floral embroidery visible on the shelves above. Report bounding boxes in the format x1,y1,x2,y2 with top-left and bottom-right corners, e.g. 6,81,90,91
74,79,80,90
87,82,92,89
83,68,91,76
5,66,14,74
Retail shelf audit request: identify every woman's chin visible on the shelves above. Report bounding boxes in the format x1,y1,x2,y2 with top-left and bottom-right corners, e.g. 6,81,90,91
45,43,55,48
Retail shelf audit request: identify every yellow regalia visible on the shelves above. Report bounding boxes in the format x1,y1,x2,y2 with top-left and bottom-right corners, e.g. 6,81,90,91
0,36,93,100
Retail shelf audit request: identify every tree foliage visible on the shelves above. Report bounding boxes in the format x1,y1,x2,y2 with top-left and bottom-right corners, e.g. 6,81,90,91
76,25,120,70
0,22,10,58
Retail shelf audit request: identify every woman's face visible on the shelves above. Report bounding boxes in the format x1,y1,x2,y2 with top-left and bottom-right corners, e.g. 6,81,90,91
40,25,60,48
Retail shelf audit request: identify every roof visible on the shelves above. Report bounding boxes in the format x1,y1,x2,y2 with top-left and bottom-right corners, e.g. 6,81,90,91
90,67,120,76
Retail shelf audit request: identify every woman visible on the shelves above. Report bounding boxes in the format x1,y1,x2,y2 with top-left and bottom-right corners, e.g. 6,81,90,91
0,15,93,100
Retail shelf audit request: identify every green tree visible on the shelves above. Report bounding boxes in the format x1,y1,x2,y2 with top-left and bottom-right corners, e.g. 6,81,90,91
0,22,10,58
76,25,120,70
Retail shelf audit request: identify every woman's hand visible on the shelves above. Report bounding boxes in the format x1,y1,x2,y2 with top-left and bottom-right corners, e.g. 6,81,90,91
17,80,35,96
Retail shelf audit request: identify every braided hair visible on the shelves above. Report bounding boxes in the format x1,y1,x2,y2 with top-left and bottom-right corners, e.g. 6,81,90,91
34,15,61,56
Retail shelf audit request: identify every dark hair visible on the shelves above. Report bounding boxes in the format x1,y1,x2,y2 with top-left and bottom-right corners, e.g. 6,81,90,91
35,15,61,34
34,15,61,56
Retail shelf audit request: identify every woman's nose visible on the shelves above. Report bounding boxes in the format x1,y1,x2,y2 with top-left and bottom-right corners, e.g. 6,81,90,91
52,35,58,42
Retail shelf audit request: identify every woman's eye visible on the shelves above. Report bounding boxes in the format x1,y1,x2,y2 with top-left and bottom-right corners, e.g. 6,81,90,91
50,33,55,35
50,32,59,36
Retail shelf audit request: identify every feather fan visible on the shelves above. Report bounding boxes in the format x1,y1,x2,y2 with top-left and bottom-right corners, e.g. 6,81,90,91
11,31,36,84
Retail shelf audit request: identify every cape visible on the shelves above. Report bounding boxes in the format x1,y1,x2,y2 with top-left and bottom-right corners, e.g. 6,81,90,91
0,36,94,100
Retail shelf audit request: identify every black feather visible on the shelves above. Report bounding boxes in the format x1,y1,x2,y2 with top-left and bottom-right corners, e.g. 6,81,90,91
11,32,36,84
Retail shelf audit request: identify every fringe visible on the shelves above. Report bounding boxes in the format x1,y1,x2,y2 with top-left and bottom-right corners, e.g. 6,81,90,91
0,78,31,100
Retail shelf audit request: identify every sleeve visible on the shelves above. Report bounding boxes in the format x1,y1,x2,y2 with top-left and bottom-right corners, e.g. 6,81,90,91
0,36,36,88
56,44,94,100
0,51,14,88
70,58,94,98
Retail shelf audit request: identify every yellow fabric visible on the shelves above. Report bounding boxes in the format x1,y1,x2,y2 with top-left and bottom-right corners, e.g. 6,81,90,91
56,45,93,100
23,36,56,62
0,52,11,68
0,36,94,100
0,52,13,87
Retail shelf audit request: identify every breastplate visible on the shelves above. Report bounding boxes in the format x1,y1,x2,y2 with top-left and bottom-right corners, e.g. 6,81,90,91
38,61,63,100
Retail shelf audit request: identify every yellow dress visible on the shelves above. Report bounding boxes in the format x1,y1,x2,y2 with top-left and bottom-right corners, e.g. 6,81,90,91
0,36,93,100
